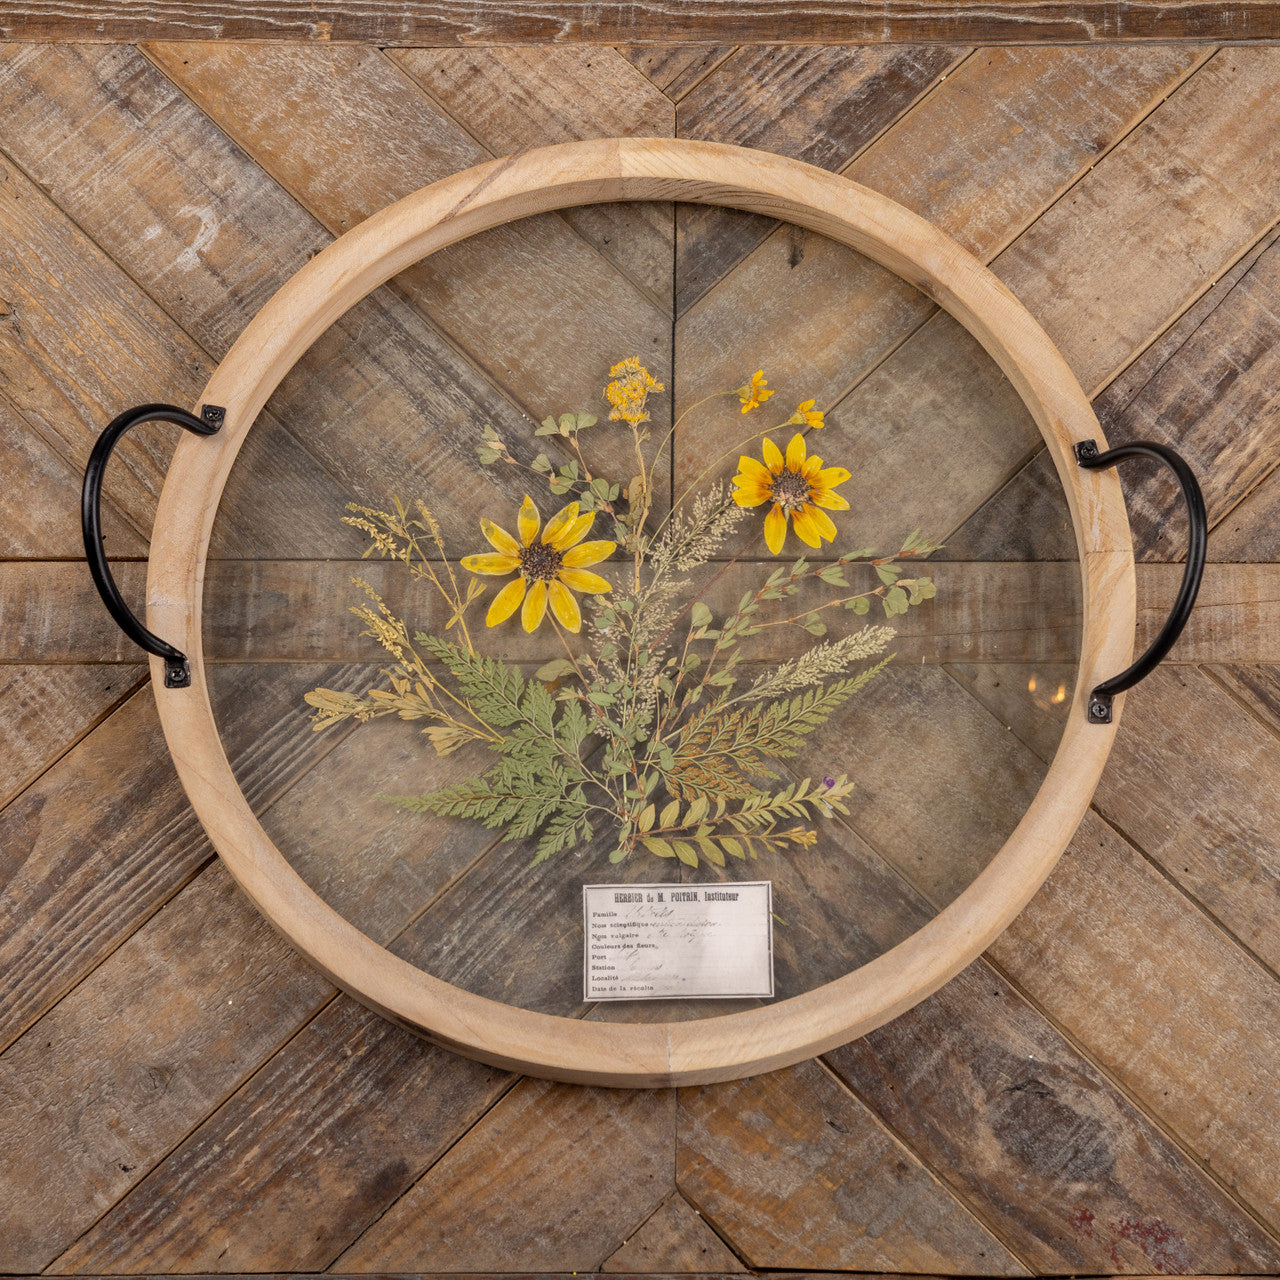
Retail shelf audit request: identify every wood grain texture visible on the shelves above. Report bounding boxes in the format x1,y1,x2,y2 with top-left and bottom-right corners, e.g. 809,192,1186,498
16,712,521,1272
0,664,145,808
390,44,676,302
0,664,353,1057
677,1060,1028,1274
145,42,674,416
988,807,1280,1237
1,1,1277,44
6,36,1280,1273
334,1079,676,1270
602,1193,746,1272
620,44,735,100
675,43,1208,474
674,45,964,312
824,958,1280,1273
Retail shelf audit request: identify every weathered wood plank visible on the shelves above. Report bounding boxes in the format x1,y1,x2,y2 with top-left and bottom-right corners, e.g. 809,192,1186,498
730,739,1280,1273
677,1060,1029,1273
0,862,335,1273
1088,666,1280,975
940,664,1280,1235
390,45,676,304
965,221,1280,565
1096,225,1280,561
602,1193,746,1272
10,707,521,1271
995,48,1280,400
825,959,1280,1273
620,44,735,100
0,44,566,553
676,44,1209,498
0,664,356,1058
987,807,1280,1238
674,45,964,312
146,42,673,419
13,560,1280,664
0,388,145,559
0,664,145,810
332,1079,675,1270
1,1,1274,44
0,134,348,558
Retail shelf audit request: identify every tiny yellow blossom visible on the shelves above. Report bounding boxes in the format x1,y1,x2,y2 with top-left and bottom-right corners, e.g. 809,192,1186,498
462,496,615,633
787,399,825,429
737,369,774,414
732,433,850,555
605,357,664,426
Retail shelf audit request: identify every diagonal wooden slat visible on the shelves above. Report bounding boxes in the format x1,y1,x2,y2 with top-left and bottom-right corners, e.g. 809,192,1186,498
943,662,1280,1238
601,1192,746,1273
0,126,350,558
674,46,1212,542
3,705,530,1271
677,1060,1030,1274
330,1080,676,1271
390,44,676,305
675,44,966,313
0,664,145,810
144,41,673,417
619,44,736,101
0,43,591,553
0,664,359,1060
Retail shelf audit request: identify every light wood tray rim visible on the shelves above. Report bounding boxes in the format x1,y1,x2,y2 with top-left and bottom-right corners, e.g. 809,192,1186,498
146,136,1136,1087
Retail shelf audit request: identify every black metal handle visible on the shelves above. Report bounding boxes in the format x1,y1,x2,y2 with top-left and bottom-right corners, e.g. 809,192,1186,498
1075,438,1207,724
81,402,225,688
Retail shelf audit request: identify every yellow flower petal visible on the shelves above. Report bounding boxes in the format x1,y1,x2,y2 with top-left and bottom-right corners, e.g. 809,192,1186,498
462,552,520,575
815,465,850,489
486,577,526,626
737,455,771,481
562,539,616,568
804,503,837,541
558,567,612,595
791,506,827,547
549,510,595,551
547,579,582,632
732,477,771,508
522,578,548,632
761,436,783,474
811,486,850,511
481,519,520,556
801,453,824,480
540,502,580,548
517,494,540,547
763,503,787,555
785,433,807,471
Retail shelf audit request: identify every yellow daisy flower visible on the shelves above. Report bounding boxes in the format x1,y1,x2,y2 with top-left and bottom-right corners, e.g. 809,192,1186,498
787,399,825,429
462,496,615,633
732,433,851,555
737,369,774,414
605,357,664,426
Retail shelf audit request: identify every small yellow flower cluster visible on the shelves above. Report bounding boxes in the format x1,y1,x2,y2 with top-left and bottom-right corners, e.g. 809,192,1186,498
605,357,664,426
737,369,773,414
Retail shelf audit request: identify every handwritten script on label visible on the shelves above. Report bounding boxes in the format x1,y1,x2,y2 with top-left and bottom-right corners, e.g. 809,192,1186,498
583,882,773,1000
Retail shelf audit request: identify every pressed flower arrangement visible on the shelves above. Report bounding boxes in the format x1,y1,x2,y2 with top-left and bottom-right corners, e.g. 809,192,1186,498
305,360,939,868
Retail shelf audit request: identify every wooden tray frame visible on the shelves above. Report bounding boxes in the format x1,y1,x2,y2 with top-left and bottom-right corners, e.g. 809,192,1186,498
146,137,1136,1087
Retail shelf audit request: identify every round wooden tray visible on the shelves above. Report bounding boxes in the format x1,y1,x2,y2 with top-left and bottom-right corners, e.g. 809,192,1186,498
146,137,1135,1087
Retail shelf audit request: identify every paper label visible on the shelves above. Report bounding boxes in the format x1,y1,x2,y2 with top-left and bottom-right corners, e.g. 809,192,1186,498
583,882,774,1001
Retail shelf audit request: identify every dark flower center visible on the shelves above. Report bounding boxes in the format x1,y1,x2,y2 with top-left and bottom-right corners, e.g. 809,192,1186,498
519,543,565,582
771,468,812,511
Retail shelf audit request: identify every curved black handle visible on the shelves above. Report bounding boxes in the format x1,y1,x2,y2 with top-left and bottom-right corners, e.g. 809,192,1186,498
1075,438,1207,724
81,403,225,688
